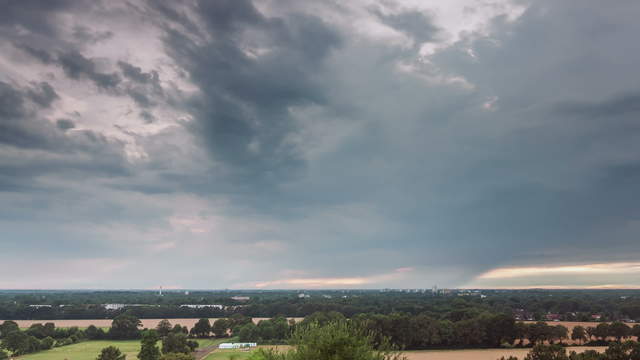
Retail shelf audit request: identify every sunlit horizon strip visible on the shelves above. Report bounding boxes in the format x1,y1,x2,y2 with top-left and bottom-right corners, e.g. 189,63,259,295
477,262,640,280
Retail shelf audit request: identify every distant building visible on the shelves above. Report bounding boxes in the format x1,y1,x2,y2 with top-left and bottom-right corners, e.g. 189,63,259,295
231,296,250,301
103,304,148,310
180,304,224,309
28,305,52,308
545,313,561,321
219,343,257,349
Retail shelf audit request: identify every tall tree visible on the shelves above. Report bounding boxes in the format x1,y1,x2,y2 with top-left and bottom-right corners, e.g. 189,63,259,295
571,326,587,345
0,321,19,338
191,319,211,338
162,333,193,355
608,322,630,341
110,314,142,340
156,320,172,338
138,330,161,360
212,319,230,338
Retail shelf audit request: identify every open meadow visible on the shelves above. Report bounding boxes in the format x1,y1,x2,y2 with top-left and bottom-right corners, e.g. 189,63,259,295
14,339,219,360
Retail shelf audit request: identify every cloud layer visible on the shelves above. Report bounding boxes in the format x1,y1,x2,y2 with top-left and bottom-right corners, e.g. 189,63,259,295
1,0,640,289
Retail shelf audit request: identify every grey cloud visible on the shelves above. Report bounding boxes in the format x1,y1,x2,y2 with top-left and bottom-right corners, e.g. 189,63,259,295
14,44,55,64
0,0,76,35
57,50,121,89
556,93,640,119
72,25,113,44
156,0,341,185
27,82,59,108
0,81,129,192
118,61,160,85
371,7,439,44
56,118,75,130
126,88,154,108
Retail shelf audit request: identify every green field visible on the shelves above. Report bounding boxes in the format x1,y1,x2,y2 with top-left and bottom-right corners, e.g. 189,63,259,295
202,349,255,360
15,339,216,360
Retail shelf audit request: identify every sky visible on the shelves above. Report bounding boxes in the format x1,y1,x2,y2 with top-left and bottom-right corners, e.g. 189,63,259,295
1,0,640,290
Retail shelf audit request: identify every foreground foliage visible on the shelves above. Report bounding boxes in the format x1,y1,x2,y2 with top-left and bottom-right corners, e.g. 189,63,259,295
249,320,406,360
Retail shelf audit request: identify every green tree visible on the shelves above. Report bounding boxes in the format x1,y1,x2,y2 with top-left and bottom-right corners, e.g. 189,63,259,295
0,350,8,360
40,336,55,350
171,325,188,335
571,326,587,345
156,320,172,338
191,319,211,338
609,322,631,342
0,321,19,338
110,314,142,340
1,331,29,355
238,322,260,342
281,321,405,360
594,323,610,342
552,325,568,344
97,346,126,360
86,325,106,340
138,330,161,360
212,319,230,338
524,344,569,360
162,333,191,354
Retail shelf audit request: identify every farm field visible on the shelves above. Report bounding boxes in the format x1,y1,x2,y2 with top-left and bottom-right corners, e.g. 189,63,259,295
402,346,608,360
15,339,215,360
521,321,638,344
199,346,608,360
7,317,304,329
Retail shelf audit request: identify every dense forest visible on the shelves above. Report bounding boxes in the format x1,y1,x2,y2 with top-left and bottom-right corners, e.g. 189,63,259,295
1,289,640,321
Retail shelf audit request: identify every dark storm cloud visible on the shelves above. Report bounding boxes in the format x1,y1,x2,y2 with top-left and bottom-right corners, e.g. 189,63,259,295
56,118,75,130
26,82,59,108
0,0,75,35
154,0,342,184
556,93,640,119
72,25,113,44
371,7,439,44
57,50,121,89
118,61,160,85
0,80,129,194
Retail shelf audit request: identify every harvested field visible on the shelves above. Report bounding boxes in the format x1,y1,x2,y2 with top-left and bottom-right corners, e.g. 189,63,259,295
5,317,304,329
521,321,638,344
404,346,607,360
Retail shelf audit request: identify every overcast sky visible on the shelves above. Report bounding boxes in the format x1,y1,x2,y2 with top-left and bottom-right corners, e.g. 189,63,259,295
2,0,640,290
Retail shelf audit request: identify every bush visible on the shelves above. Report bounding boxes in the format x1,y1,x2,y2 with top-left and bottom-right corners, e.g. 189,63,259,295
96,346,126,360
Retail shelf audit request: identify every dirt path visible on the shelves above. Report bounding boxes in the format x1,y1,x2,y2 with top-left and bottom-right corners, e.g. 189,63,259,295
193,344,218,360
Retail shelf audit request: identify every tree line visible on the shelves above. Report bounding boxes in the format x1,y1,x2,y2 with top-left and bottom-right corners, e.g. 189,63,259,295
2,289,640,323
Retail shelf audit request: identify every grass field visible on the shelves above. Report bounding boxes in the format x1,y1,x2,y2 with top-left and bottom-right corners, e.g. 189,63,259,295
15,339,215,360
202,345,290,360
